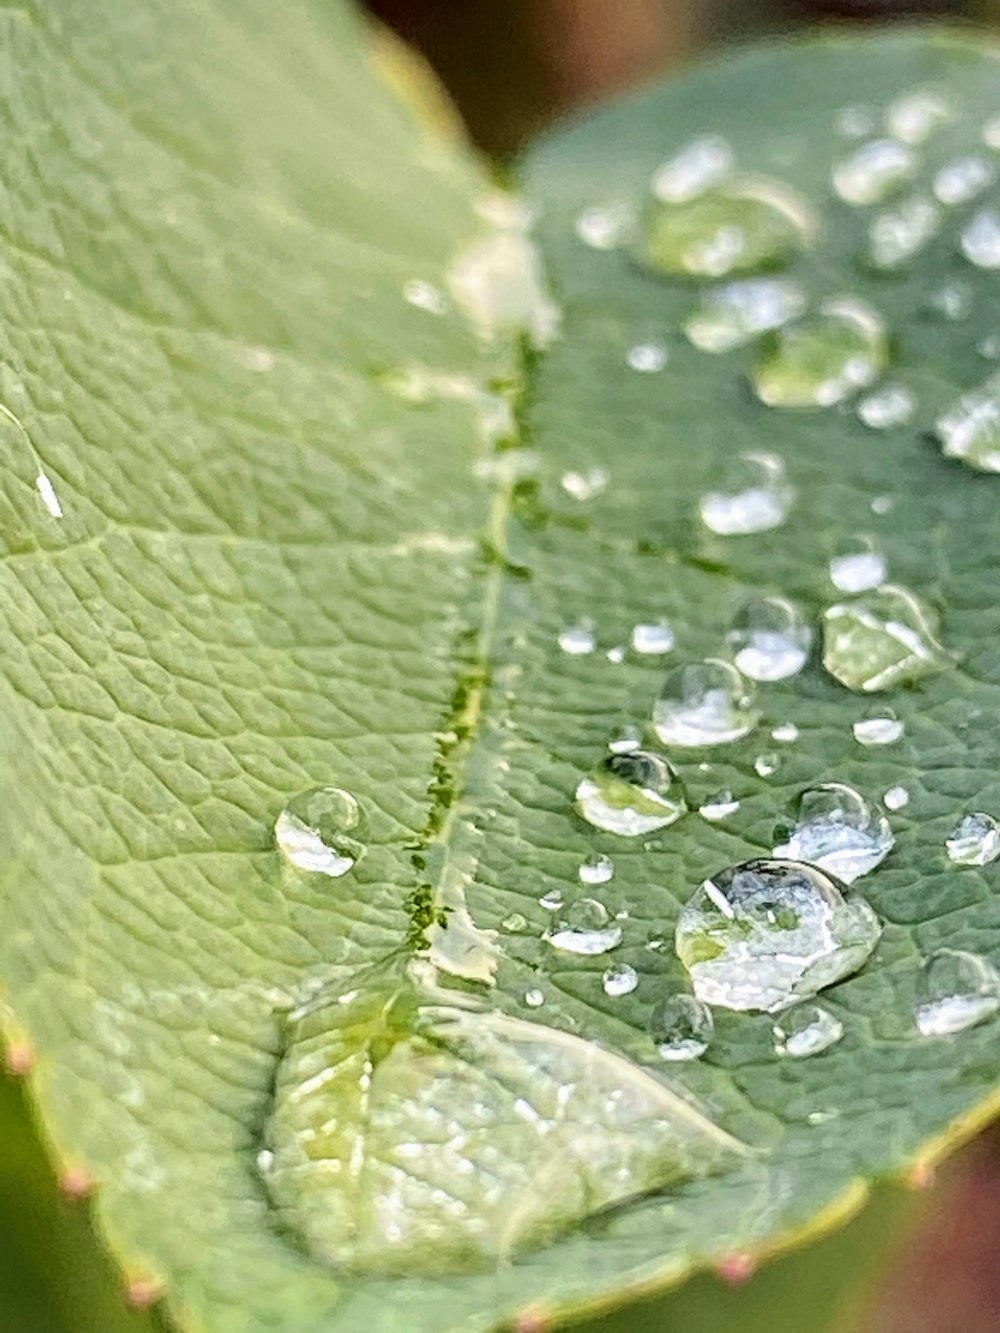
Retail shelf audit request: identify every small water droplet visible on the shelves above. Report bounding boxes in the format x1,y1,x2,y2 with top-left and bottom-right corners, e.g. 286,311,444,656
984,115,1000,150
574,750,687,836
274,786,365,878
607,723,643,755
650,993,714,1061
602,963,639,998
933,155,997,206
546,898,622,956
755,752,780,778
832,139,916,206
575,201,636,250
631,620,675,655
699,451,793,535
935,370,1000,472
561,466,609,501
836,105,875,140
35,473,63,518
822,584,948,692
773,1004,844,1058
448,225,560,349
946,812,1000,866
883,785,909,811
867,195,940,270
653,659,758,747
524,987,545,1009
502,912,529,933
675,858,882,1012
652,134,735,203
539,889,564,912
772,723,799,743
928,281,974,322
979,334,1000,360
773,782,893,883
558,621,596,655
857,383,915,431
606,645,626,664
871,494,893,516
915,949,1000,1036
829,535,887,593
727,595,811,681
700,790,740,821
886,88,952,145
853,709,904,747
625,342,668,373
683,277,806,353
961,208,1000,269
579,852,615,886
752,296,888,409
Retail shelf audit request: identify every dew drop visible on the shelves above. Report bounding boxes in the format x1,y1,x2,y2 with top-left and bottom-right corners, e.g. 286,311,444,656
651,134,735,203
771,723,799,744
915,949,1000,1036
979,334,1000,360
574,201,636,250
274,786,365,878
448,225,560,349
502,912,529,933
602,963,639,998
675,858,882,1012
867,195,940,270
561,467,609,502
524,988,545,1009
700,790,740,821
871,494,894,516
755,752,780,778
773,1004,844,1058
579,852,615,886
822,584,948,692
935,370,1000,472
857,383,915,431
928,280,974,322
727,595,811,681
558,621,596,656
683,277,806,353
574,750,686,836
650,993,714,1061
984,115,1000,150
546,898,622,956
539,889,563,912
886,88,952,144
831,139,916,206
403,279,449,315
699,451,793,535
631,620,675,655
606,645,626,664
828,536,887,593
626,343,668,373
653,659,758,747
961,208,1000,269
883,785,909,812
607,723,643,755
773,782,893,884
852,709,904,747
933,155,997,206
945,812,1000,866
836,105,875,140
752,297,888,409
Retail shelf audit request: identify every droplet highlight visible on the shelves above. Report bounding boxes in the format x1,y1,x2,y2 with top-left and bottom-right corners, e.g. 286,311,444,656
631,621,675,655
832,139,916,206
933,155,996,206
961,208,1000,269
935,371,1000,472
651,134,734,203
683,277,806,353
828,536,887,593
857,384,914,431
603,963,639,998
868,195,940,270
852,709,904,747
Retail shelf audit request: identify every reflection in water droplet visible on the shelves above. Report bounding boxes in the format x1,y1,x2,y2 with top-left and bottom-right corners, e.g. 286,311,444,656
275,786,365,878
773,1004,844,1058
728,595,811,681
853,709,904,747
755,752,780,778
652,134,734,203
961,209,1000,269
675,858,882,1012
639,177,814,279
829,536,887,593
886,88,952,144
822,584,948,692
607,723,643,755
832,139,915,205
650,993,714,1061
884,785,909,811
575,750,687,836
561,467,609,501
916,949,1000,1036
631,621,675,655
558,621,596,656
653,659,758,747
579,852,614,886
868,195,940,270
773,782,893,884
524,987,545,1008
603,963,639,997
836,105,875,140
857,383,915,431
752,297,888,409
935,371,1000,472
403,279,449,315
946,813,1000,866
700,790,740,821
699,451,793,535
575,202,636,250
546,898,622,956
626,343,668,373
933,155,996,206
683,277,806,353
772,723,799,743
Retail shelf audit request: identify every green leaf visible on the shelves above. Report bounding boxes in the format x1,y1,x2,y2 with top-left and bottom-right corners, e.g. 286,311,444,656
3,9,1000,1333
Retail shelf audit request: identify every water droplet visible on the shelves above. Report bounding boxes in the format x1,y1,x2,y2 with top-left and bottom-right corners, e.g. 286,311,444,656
603,963,639,998
502,912,529,933
773,1004,844,1058
961,208,1000,269
979,334,1000,360
832,139,916,206
853,709,904,747
579,852,615,886
558,621,596,655
700,790,740,821
772,723,799,744
274,786,365,878
933,155,997,206
650,993,714,1061
755,752,780,778
822,584,948,692
883,785,909,811
928,281,974,321
836,105,875,140
886,88,952,144
561,467,609,501
752,297,888,409
699,451,793,535
916,949,1000,1036
727,595,811,681
857,383,915,431
867,195,940,270
539,889,563,912
524,987,545,1008
639,177,814,278
403,279,449,315
631,620,675,655
607,723,643,755
546,898,622,956
984,116,1000,150
828,536,887,593
575,201,636,250
574,750,687,836
626,343,668,373
683,277,806,353
773,782,893,884
606,645,626,664
871,494,893,516
653,659,759,747
935,370,1000,472
946,813,1000,866
675,858,882,1012
448,225,560,349
652,134,735,203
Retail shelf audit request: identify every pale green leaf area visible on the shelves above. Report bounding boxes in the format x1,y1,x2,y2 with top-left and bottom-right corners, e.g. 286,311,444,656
1,5,1000,1332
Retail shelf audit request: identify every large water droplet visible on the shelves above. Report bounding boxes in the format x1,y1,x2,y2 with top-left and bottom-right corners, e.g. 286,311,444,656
885,88,952,144
773,783,893,884
828,535,887,593
935,371,1000,472
574,750,687,836
675,858,882,1012
822,585,948,692
650,993,714,1061
653,659,758,747
752,297,888,408
558,621,596,656
579,852,615,886
915,949,1000,1036
683,277,806,353
857,383,915,431
546,898,622,956
603,963,639,998
868,195,940,270
631,620,675,655
639,177,814,279
832,139,916,205
700,790,740,822
933,155,997,206
960,208,1000,269
945,812,1000,866
275,786,365,878
772,1004,844,1058
727,595,811,681
853,708,904,747
699,451,793,535
652,134,735,203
